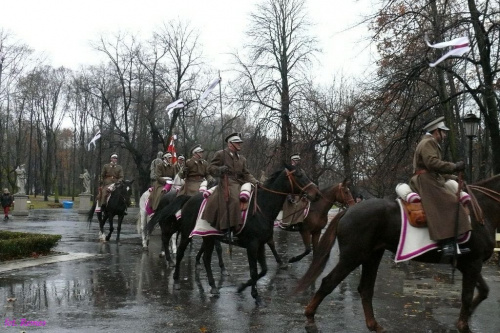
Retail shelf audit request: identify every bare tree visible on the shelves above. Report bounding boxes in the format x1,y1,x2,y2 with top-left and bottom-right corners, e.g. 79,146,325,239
233,0,319,161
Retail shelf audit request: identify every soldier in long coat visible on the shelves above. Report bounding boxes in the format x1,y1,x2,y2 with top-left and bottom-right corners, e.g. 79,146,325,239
97,153,124,207
202,133,258,232
281,153,309,229
409,116,470,256
178,145,212,196
150,153,176,211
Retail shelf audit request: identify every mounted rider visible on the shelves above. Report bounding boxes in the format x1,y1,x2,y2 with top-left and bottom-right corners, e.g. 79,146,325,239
150,151,164,182
409,116,471,256
202,133,258,239
149,152,176,211
96,153,124,212
178,145,213,196
280,153,309,230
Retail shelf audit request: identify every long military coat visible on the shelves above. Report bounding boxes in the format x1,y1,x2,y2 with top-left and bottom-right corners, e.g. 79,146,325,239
177,157,211,196
202,148,257,230
150,162,176,210
98,163,124,204
409,134,471,241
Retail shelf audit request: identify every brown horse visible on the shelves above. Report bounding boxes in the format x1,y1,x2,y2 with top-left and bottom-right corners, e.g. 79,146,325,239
296,174,500,333
287,179,355,263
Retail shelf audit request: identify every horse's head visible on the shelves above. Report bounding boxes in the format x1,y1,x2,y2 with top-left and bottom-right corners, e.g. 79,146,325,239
284,164,320,201
337,178,355,208
116,179,134,205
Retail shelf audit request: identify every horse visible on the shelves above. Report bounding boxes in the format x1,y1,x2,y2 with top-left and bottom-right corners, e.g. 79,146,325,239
286,179,355,263
136,189,178,255
88,180,134,243
295,174,500,333
148,165,320,304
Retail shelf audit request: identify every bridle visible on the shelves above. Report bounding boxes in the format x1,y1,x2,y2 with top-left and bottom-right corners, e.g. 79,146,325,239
257,168,316,199
317,182,355,209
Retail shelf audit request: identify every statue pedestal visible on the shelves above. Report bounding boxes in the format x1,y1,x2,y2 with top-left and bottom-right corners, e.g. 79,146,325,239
12,194,29,216
78,193,92,214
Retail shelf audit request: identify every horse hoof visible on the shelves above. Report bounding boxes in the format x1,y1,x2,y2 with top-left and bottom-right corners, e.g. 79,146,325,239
221,268,230,276
305,322,319,333
237,283,246,293
255,297,266,307
210,287,219,295
159,251,165,258
174,282,181,290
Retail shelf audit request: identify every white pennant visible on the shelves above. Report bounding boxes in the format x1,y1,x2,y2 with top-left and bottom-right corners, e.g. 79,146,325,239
199,77,221,105
426,36,470,67
166,98,184,114
87,131,101,151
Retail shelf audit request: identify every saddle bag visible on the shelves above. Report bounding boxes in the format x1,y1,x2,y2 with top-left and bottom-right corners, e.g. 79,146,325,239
402,201,427,228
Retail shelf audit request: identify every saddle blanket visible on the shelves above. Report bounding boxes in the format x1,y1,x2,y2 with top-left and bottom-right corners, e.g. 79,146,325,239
394,199,470,263
273,202,311,228
189,195,251,238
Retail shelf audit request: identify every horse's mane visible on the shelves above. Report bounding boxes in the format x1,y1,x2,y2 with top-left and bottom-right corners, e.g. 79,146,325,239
473,173,500,186
263,164,295,187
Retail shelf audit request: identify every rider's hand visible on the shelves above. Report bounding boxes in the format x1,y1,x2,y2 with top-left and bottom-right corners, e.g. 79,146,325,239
218,165,229,174
454,161,466,172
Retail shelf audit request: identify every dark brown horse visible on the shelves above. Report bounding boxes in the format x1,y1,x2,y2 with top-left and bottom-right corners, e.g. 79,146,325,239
296,174,500,333
287,180,355,263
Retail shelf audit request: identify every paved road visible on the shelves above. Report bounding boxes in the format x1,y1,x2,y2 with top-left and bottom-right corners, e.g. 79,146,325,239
1,208,500,332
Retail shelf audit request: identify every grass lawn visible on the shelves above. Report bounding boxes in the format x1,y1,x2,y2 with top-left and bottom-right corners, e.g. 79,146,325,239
22,195,84,209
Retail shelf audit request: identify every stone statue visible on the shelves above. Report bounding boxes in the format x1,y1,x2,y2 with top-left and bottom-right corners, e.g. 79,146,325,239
15,164,26,195
79,169,91,194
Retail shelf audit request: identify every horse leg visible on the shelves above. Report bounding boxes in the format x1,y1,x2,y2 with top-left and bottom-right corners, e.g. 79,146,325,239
289,229,312,263
140,211,149,250
310,231,321,257
105,215,114,242
214,239,229,276
98,212,106,241
455,261,483,333
195,241,204,265
173,236,191,290
304,260,359,332
201,237,218,295
251,243,269,305
115,215,124,244
470,273,489,313
358,250,385,333
266,237,286,269
237,242,267,302
159,220,175,267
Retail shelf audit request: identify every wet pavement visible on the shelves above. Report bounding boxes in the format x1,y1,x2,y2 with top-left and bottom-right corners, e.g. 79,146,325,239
1,208,500,332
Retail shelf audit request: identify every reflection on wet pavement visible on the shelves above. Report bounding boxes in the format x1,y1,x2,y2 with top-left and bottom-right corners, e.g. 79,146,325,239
0,209,499,332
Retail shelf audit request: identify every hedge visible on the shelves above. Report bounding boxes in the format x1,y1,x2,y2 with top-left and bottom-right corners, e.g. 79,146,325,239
0,231,61,261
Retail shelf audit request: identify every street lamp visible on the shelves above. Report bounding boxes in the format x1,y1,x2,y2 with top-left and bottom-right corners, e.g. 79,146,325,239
462,113,480,182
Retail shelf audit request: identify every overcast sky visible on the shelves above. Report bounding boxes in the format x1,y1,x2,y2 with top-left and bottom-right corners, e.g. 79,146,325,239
0,0,374,82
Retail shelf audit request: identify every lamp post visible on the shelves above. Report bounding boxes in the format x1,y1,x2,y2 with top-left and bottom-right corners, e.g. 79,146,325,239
462,113,480,182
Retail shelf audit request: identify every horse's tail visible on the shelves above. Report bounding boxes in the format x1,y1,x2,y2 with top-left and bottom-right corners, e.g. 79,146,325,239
87,200,97,228
295,209,347,293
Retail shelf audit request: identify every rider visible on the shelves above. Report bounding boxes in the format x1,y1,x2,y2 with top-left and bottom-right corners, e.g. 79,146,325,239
280,153,309,230
178,145,212,196
202,132,258,240
175,155,185,174
410,116,470,256
149,152,176,211
150,151,164,182
97,153,124,212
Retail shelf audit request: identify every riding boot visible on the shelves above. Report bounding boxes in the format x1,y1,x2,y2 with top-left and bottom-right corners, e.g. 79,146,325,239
439,238,470,256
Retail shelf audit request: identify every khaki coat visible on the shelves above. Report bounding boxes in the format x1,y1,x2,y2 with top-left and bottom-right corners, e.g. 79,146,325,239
281,195,308,225
98,163,124,204
409,134,470,241
177,158,211,196
150,162,176,210
202,148,257,230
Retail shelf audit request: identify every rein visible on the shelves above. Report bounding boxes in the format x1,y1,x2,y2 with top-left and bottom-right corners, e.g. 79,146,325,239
466,184,500,224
